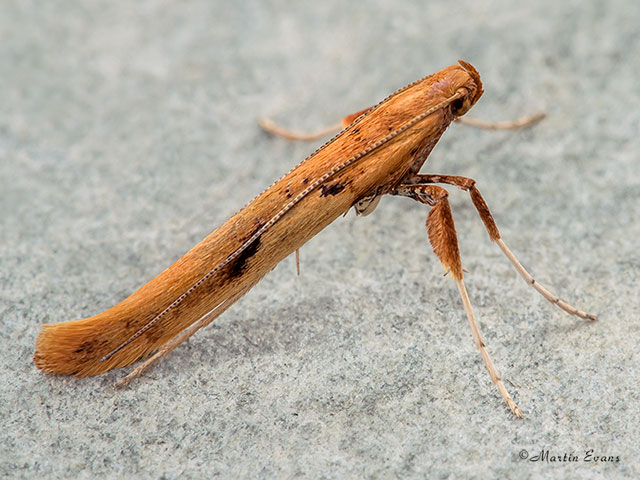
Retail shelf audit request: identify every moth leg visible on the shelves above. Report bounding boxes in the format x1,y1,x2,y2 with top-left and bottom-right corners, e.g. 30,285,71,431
353,191,383,216
392,183,523,418
402,174,597,321
295,249,301,276
259,106,373,141
114,284,253,389
456,112,545,130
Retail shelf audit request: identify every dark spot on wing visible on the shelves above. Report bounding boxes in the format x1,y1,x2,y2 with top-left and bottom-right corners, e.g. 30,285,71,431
75,341,93,354
75,337,109,356
227,236,261,278
320,181,351,197
147,327,165,345
225,224,264,279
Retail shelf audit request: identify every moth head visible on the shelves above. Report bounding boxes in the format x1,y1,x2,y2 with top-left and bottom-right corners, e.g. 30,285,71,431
451,60,484,116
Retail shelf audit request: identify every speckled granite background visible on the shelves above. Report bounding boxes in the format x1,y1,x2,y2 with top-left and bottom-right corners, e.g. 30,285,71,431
1,1,638,478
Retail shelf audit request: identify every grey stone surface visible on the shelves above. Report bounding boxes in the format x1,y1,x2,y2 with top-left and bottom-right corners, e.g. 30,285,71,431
1,1,638,478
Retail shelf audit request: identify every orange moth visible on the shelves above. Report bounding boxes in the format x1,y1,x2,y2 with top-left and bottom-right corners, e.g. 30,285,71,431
34,61,595,417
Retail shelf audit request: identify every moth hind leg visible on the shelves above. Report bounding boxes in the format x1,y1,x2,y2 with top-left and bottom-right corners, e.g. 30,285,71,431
114,284,254,389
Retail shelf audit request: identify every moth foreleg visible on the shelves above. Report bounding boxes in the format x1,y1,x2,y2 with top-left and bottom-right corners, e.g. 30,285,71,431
399,174,597,321
392,183,523,418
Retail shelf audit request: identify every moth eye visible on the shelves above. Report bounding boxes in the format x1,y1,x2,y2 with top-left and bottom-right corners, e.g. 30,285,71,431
451,98,465,112
451,96,472,116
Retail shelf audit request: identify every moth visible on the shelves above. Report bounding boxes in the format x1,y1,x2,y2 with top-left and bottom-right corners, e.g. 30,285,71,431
34,61,596,417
